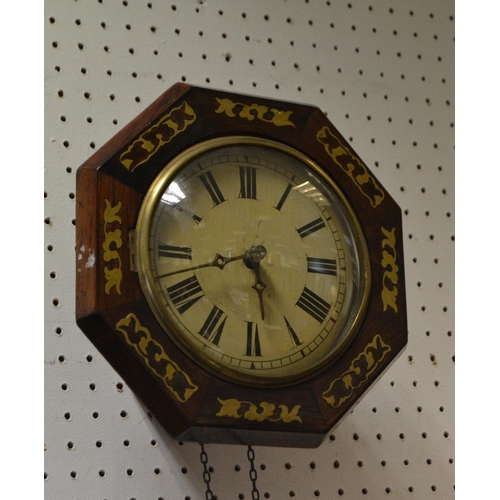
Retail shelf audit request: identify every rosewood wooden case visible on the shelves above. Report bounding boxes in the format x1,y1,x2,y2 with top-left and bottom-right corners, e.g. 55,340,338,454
76,83,407,448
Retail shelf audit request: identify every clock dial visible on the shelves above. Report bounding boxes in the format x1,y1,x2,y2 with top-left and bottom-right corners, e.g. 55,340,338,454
136,137,370,386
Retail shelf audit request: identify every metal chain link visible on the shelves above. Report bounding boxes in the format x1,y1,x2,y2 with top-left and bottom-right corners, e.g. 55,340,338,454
199,443,216,500
199,443,261,500
247,445,260,500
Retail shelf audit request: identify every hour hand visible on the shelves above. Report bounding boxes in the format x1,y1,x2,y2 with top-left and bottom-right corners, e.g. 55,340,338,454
244,245,268,320
251,264,267,320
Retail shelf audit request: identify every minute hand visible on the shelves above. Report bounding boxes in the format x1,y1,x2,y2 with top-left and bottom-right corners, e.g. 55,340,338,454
156,252,245,279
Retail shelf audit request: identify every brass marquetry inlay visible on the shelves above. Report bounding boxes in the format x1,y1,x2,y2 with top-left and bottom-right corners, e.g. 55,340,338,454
215,97,296,127
216,398,302,423
316,126,385,208
119,101,197,171
381,227,399,313
322,334,391,408
103,199,123,295
116,313,198,403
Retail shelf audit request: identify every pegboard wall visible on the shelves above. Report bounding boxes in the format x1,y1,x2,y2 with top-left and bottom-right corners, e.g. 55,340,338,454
44,1,454,499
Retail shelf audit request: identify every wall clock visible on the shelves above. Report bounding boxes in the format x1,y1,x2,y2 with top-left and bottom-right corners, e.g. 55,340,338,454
76,83,407,448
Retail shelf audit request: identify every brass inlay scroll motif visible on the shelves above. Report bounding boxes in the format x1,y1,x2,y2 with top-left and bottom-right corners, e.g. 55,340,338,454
323,334,391,408
119,101,197,171
215,97,296,128
116,313,198,403
103,199,123,295
216,398,302,423
381,227,399,313
316,126,385,208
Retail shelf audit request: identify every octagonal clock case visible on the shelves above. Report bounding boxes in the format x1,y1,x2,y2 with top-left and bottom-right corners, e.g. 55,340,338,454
76,83,407,448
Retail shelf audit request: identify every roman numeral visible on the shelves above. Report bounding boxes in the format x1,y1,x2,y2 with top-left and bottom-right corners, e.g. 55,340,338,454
200,171,225,206
239,166,257,199
167,275,204,314
307,257,337,276
274,183,293,211
284,316,302,348
199,305,227,346
158,244,192,260
245,322,262,357
296,217,326,239
296,287,331,323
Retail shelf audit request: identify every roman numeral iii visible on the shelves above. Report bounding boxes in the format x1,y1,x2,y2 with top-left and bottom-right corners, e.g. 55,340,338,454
307,257,337,276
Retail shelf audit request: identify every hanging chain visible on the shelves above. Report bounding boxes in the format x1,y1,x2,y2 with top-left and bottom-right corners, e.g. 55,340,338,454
199,443,261,500
247,445,260,500
199,443,216,500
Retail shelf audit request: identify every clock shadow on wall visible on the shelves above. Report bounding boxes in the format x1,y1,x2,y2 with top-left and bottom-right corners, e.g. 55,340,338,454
76,82,407,449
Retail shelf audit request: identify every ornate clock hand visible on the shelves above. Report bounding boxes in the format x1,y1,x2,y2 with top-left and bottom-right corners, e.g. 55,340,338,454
156,252,246,279
243,245,268,320
251,264,267,320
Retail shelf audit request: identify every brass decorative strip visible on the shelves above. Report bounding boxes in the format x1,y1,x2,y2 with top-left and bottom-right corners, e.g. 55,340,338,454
215,97,296,127
116,313,198,403
381,227,399,313
322,334,391,408
216,398,302,423
119,101,197,171
316,126,385,208
103,199,123,295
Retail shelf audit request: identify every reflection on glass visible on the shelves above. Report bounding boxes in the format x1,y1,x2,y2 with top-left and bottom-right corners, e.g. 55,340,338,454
161,181,185,206
294,181,326,205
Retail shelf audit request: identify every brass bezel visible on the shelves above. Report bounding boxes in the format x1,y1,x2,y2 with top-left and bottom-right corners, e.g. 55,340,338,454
135,136,372,387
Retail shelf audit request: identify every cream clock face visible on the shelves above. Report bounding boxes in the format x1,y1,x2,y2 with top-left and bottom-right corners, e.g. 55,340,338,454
136,137,370,386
